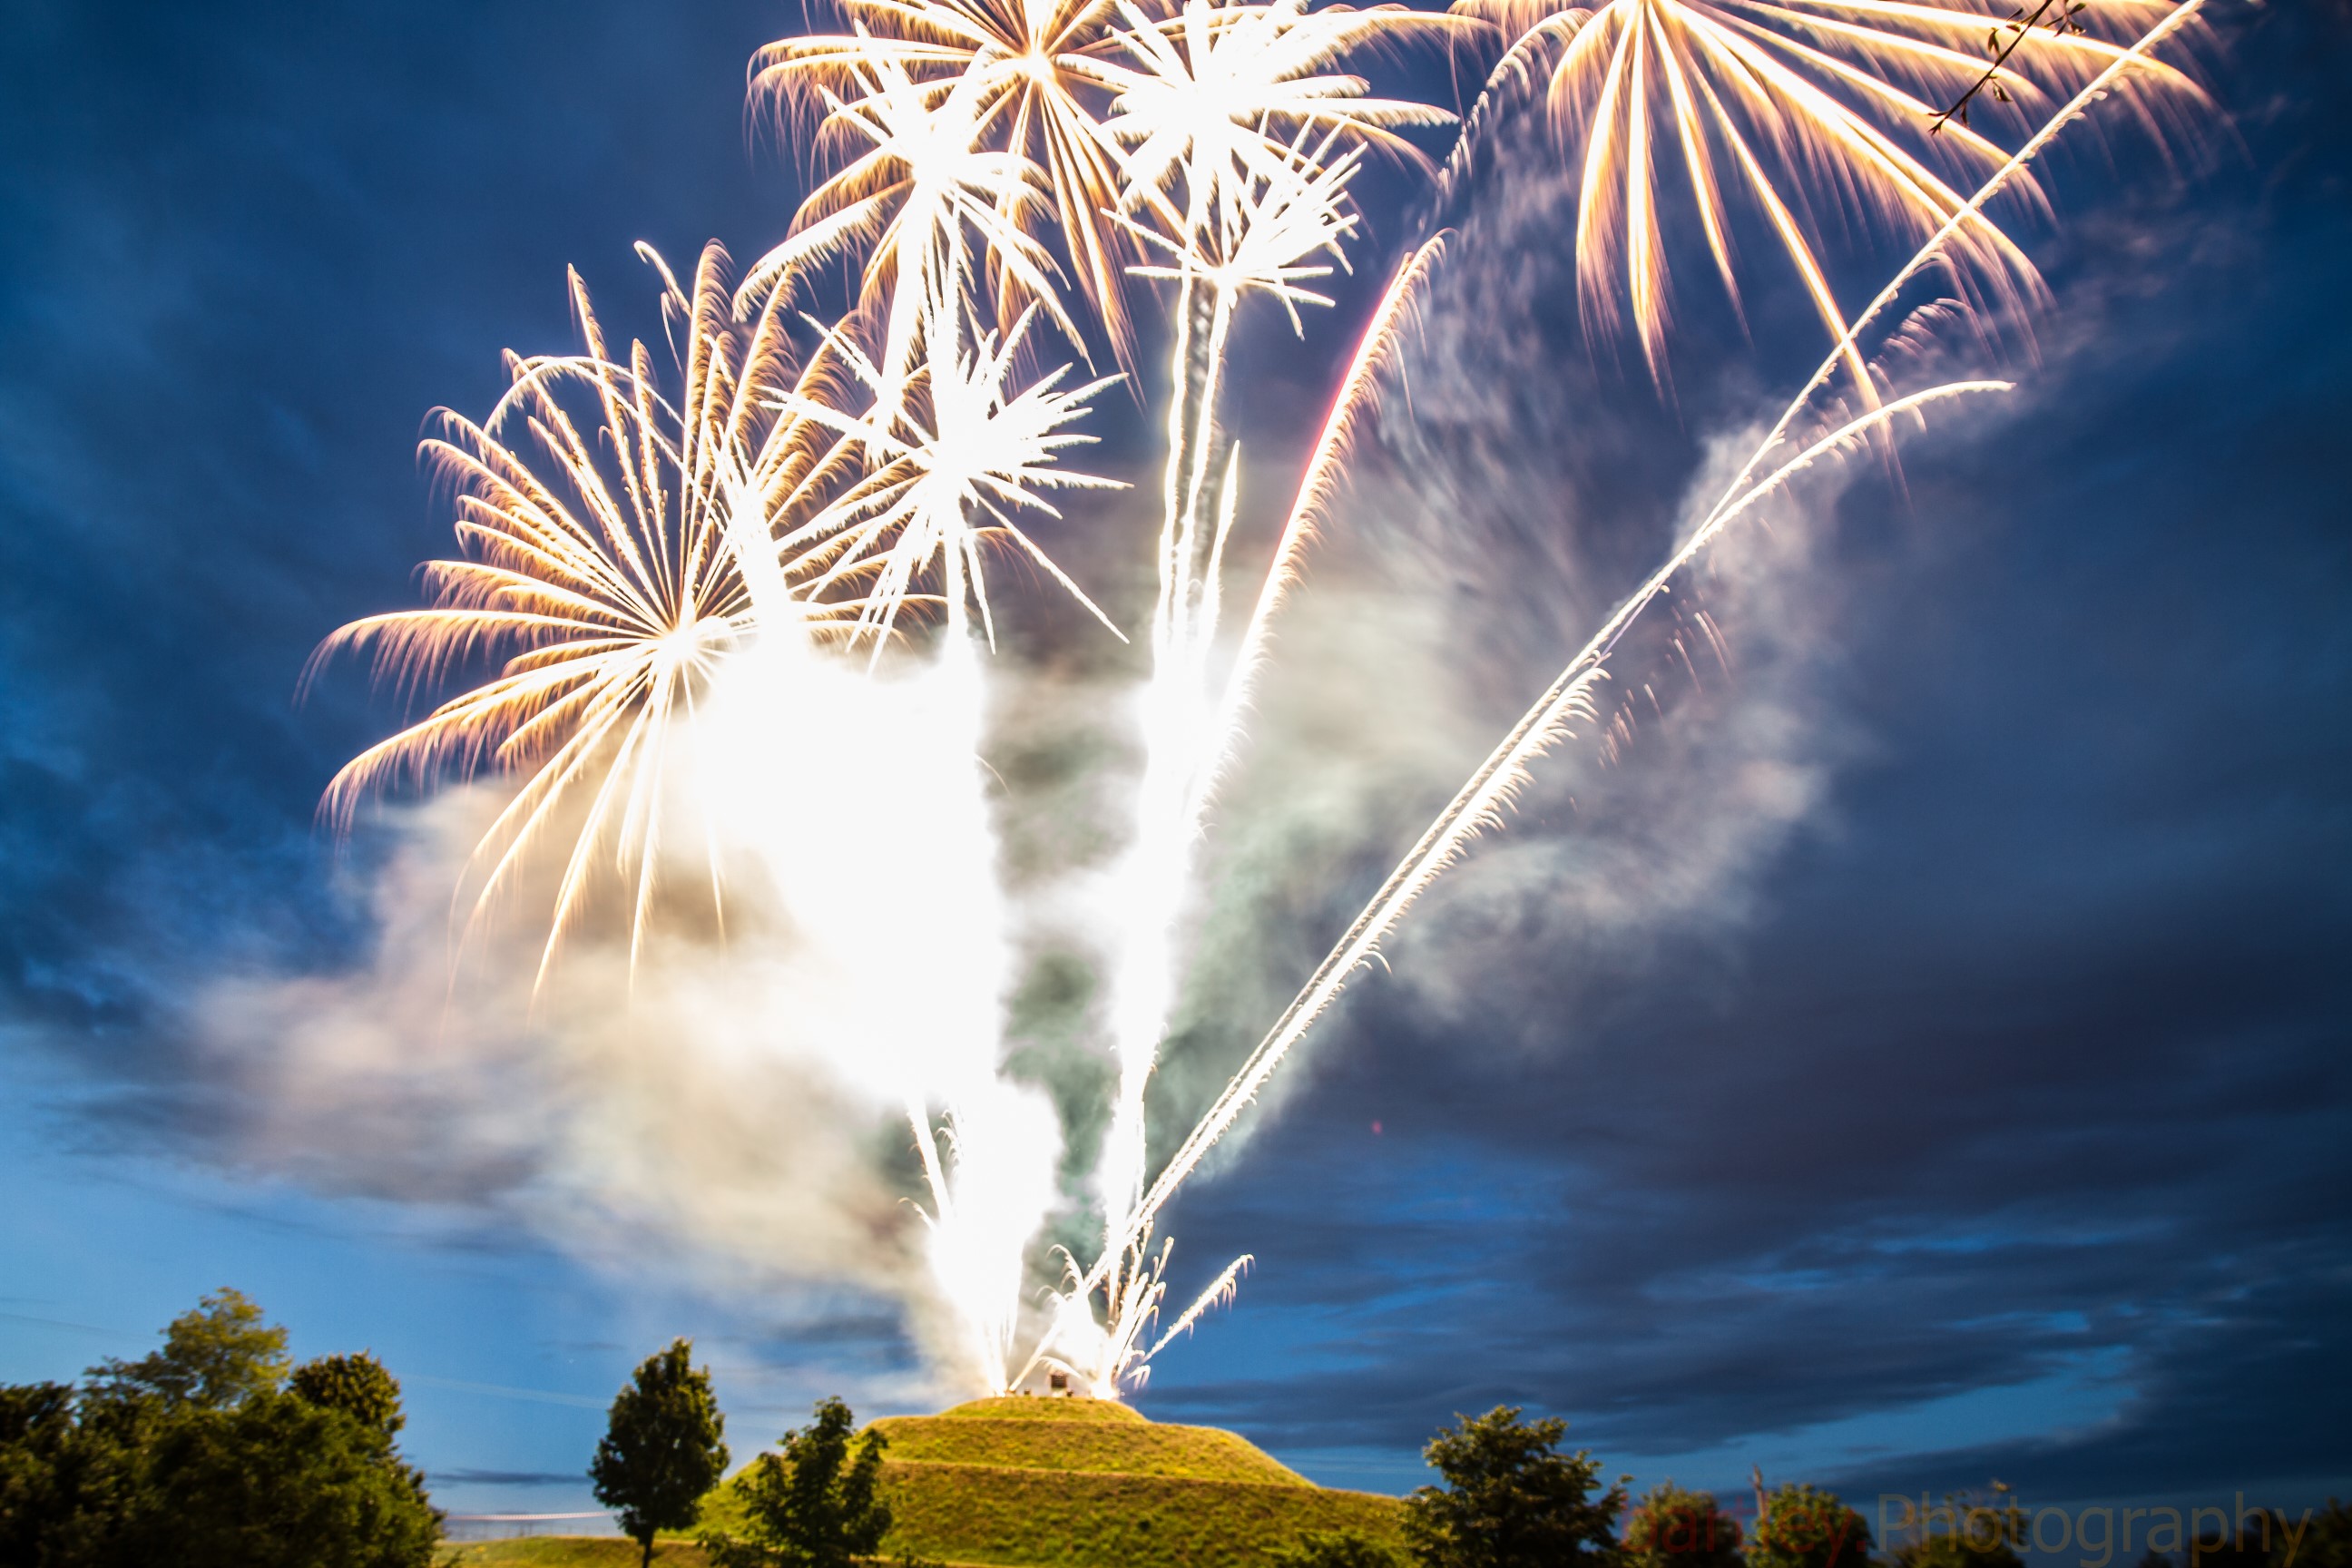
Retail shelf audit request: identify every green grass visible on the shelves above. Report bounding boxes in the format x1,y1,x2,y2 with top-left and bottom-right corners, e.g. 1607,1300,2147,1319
463,1397,1407,1568
873,1457,1406,1568
446,1541,708,1567
710,1397,1406,1568
869,1412,1309,1485
926,1396,1149,1424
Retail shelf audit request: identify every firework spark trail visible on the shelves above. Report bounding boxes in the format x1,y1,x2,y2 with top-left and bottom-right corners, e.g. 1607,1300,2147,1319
1098,0,1454,564
1697,0,2210,530
1181,231,1450,831
906,627,1054,1392
681,593,1072,1389
315,240,1064,1386
1083,241,1447,1339
747,5,1191,1388
1079,1,1459,1386
777,289,1124,652
1097,0,2207,1271
1093,149,1367,1342
750,0,1460,1393
1106,379,2011,1266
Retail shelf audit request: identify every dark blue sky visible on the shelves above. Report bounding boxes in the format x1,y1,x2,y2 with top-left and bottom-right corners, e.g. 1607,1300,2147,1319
1,0,2346,1539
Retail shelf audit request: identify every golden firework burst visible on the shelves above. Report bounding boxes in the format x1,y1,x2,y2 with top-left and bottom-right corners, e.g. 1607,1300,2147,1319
313,245,867,980
1448,0,2200,378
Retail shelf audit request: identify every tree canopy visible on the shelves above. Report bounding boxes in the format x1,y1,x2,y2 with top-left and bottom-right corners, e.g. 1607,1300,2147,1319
1402,1406,1624,1568
705,1396,891,1568
289,1353,406,1439
126,1389,437,1568
0,1290,437,1568
1750,1482,1874,1568
590,1338,731,1568
2295,1501,2352,1568
1623,1481,1745,1568
83,1288,288,1415
1888,1488,2025,1568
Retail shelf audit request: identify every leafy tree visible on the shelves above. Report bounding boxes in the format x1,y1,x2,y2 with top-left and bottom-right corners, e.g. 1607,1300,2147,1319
83,1288,288,1414
2294,1501,2352,1568
122,1390,438,1568
590,1339,731,1568
704,1396,890,1568
1750,1483,1874,1568
290,1354,406,1438
0,1381,127,1568
1270,1529,1411,1568
0,1291,439,1568
1624,1482,1745,1568
1890,1486,2024,1568
1402,1406,1625,1568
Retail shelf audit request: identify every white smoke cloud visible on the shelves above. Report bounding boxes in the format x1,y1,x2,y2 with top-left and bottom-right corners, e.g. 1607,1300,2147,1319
193,642,1070,1396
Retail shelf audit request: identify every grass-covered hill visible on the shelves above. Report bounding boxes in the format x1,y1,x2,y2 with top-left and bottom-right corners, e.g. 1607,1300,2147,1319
454,1396,1406,1568
869,1394,1306,1483
850,1395,1406,1567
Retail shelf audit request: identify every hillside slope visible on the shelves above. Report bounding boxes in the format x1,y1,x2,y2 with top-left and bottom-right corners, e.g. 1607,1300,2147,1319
711,1396,1408,1568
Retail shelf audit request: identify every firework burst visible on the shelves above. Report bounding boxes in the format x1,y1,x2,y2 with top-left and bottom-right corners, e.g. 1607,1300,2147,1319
754,0,1144,367
745,54,1078,421
779,284,1127,651
313,245,864,984
1444,0,2200,381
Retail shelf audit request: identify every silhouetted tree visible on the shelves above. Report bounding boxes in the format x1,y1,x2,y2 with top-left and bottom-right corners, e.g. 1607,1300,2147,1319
2292,1502,2352,1568
1888,1486,2025,1568
2193,1508,2299,1568
590,1339,731,1568
703,1396,889,1568
1624,1482,1745,1568
1402,1406,1624,1568
1750,1483,1874,1568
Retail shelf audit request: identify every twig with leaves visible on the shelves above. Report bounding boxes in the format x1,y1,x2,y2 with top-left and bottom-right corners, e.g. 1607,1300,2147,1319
1933,0,2092,132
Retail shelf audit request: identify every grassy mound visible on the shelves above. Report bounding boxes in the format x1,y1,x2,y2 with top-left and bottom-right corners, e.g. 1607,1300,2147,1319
873,1397,1308,1485
926,1396,1151,1424
709,1396,1406,1568
877,1457,1404,1567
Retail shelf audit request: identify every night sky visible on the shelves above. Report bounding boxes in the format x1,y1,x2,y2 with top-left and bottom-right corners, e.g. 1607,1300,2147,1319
2,0,2347,1543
